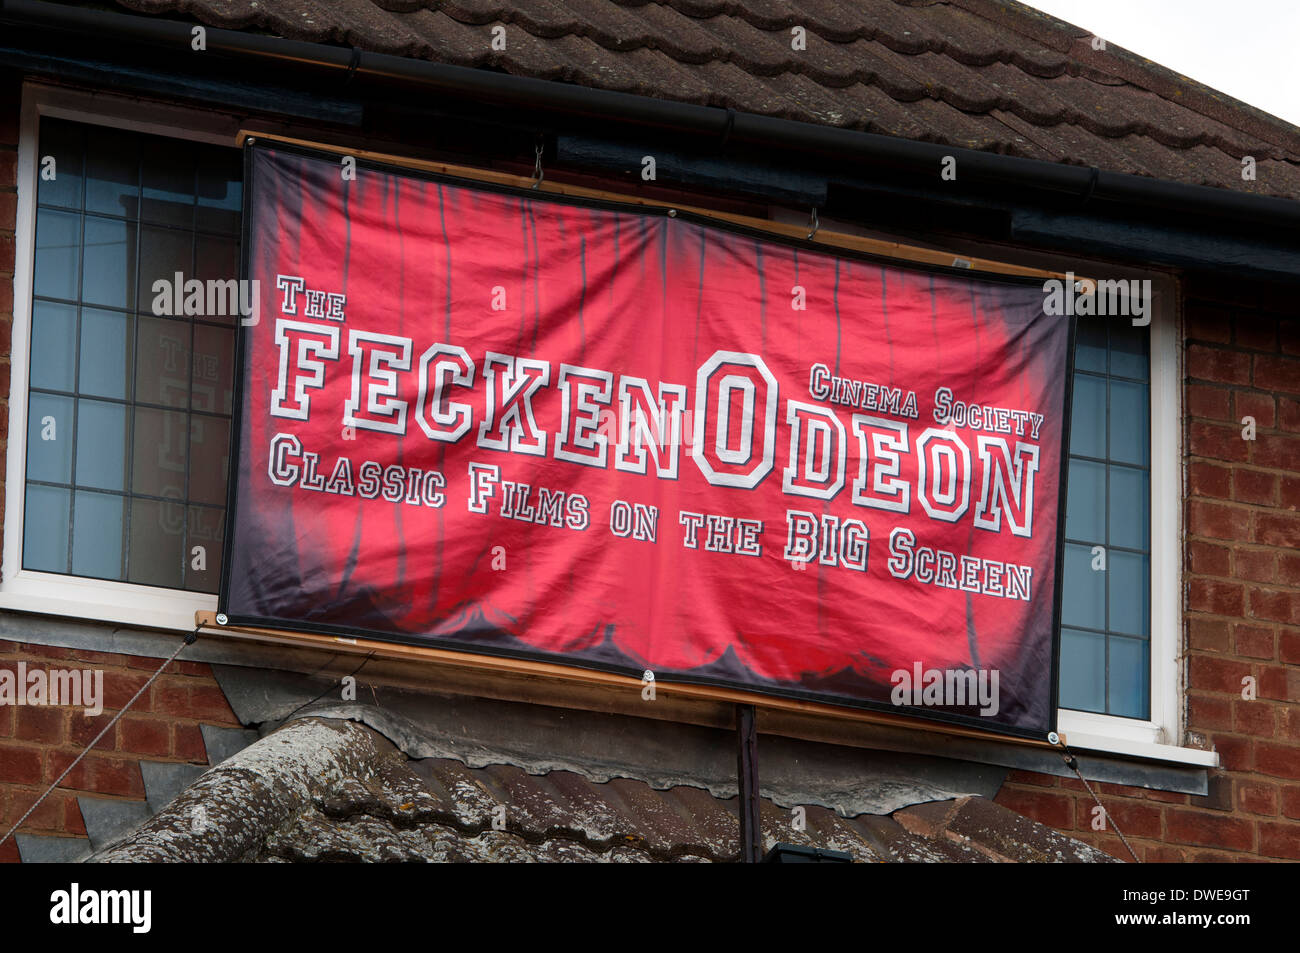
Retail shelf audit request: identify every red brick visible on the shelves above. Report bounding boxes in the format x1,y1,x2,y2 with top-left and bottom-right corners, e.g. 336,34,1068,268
1255,742,1300,780
1190,849,1239,863
189,685,236,722
1188,462,1231,500
1236,314,1278,352
1281,630,1300,665
126,655,163,671
1166,810,1254,851
173,660,212,678
152,678,189,715
1091,834,1137,862
1233,623,1275,659
1187,617,1230,652
0,152,13,191
1188,500,1251,541
119,717,170,758
1233,547,1275,584
1237,781,1278,816
13,706,65,744
0,742,41,784
1283,786,1300,820
1253,433,1300,471
1188,421,1250,462
45,752,143,797
1098,799,1162,839
18,643,71,661
1257,513,1300,548
66,648,114,665
1250,587,1300,625
1189,540,1232,577
1144,845,1186,863
1260,666,1300,703
1186,384,1231,421
1232,470,1277,507
1282,475,1300,509
4,789,63,831
1235,391,1276,427
68,710,118,751
1259,822,1300,860
173,722,208,763
1233,698,1275,736
1188,655,1253,694
1280,397,1300,433
102,671,151,712
0,193,14,243
1185,302,1233,343
1187,693,1233,731
1255,354,1300,396
1188,578,1245,616
1210,734,1253,771
64,796,86,836
994,787,1075,830
1188,345,1252,385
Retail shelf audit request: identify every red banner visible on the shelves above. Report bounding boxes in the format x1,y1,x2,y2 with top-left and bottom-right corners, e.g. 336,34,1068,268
223,144,1072,735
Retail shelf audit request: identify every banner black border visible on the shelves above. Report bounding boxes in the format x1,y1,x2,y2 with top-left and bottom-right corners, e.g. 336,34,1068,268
220,138,1076,742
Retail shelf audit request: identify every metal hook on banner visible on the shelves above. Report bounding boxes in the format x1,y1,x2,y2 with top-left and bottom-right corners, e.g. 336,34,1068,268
531,138,545,190
806,207,819,241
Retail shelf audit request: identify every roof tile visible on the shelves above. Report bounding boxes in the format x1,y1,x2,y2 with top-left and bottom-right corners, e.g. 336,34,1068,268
104,1,1300,200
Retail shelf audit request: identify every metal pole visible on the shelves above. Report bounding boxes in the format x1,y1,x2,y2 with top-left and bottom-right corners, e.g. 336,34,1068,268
736,704,761,863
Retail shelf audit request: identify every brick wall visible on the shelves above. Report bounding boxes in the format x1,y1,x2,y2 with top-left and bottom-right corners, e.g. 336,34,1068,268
0,640,241,862
996,276,1300,862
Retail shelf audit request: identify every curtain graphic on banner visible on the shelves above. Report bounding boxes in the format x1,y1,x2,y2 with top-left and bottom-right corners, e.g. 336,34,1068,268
222,144,1073,736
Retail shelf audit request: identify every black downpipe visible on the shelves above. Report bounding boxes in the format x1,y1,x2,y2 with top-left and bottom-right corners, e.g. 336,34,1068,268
736,705,761,864
3,0,1298,231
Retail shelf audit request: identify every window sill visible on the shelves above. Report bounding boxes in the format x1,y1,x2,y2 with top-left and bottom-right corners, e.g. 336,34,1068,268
0,569,214,633
1058,709,1218,768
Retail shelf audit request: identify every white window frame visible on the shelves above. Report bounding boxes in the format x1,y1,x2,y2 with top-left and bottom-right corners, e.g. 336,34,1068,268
1,82,243,632
1056,292,1212,766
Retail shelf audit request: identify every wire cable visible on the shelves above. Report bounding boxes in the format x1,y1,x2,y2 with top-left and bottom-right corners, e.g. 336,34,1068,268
0,627,200,849
1053,736,1141,863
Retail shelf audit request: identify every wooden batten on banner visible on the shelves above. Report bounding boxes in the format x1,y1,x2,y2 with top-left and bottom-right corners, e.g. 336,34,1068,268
194,611,1059,750
234,129,1088,286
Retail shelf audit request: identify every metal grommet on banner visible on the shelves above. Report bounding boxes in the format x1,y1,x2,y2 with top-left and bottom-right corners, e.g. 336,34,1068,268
531,139,545,190
806,207,819,241
215,613,228,626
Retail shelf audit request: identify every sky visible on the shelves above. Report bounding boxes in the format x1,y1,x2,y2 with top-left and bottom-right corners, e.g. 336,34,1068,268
1024,0,1300,127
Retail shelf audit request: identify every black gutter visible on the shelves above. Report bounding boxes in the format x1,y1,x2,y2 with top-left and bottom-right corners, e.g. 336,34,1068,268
3,0,1298,231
